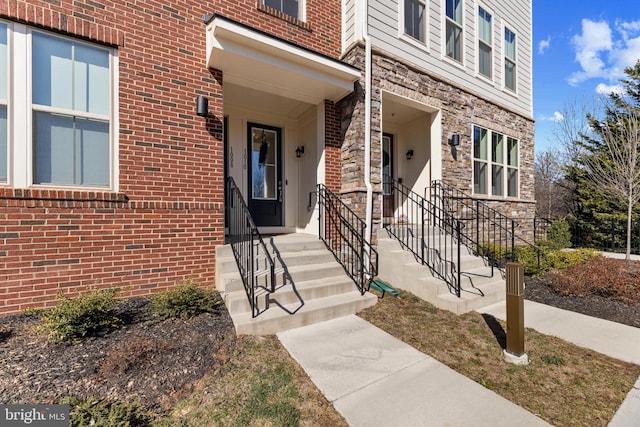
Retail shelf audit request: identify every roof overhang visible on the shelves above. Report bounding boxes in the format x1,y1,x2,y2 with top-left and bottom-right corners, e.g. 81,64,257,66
206,16,360,104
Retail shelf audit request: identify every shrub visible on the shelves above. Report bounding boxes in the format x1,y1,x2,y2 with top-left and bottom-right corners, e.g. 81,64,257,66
150,279,221,319
546,218,572,249
551,257,640,305
34,287,120,344
515,246,600,276
65,397,148,427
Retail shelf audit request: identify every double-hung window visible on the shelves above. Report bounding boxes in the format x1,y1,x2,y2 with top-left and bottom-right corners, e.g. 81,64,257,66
445,0,463,62
478,6,492,78
32,32,111,187
263,0,304,20
0,24,115,189
473,125,519,197
404,0,426,43
504,27,517,91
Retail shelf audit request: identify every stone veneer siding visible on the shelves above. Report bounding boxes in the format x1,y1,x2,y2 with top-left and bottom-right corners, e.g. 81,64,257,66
339,44,536,239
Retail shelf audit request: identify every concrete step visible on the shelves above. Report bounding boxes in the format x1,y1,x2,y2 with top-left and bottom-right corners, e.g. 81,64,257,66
377,228,506,314
215,233,378,335
223,275,357,314
231,291,378,335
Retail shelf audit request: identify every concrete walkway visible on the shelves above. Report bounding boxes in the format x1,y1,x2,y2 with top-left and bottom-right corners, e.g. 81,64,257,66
278,315,550,426
278,299,640,426
478,300,640,427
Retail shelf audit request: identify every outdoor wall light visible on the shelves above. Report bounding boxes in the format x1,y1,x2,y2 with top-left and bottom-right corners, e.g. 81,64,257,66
406,149,414,160
196,95,209,117
295,146,305,158
449,133,461,146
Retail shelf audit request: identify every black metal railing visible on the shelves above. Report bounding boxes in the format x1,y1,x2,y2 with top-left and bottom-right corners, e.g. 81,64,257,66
430,180,541,272
317,184,378,294
384,176,461,297
226,177,275,318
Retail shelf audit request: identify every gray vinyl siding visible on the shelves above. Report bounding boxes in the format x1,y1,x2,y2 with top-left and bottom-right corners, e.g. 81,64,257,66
343,0,358,50
365,0,532,118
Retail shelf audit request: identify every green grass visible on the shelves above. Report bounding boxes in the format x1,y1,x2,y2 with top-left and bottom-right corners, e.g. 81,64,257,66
153,336,347,427
358,291,640,427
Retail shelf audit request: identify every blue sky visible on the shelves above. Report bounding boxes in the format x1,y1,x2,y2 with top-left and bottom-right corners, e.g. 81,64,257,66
533,1,640,155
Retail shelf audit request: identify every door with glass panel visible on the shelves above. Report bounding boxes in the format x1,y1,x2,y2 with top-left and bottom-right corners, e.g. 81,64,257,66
248,123,283,227
382,134,394,224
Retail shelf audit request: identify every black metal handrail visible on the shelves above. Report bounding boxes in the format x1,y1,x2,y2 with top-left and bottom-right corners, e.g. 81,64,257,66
317,184,378,294
431,180,541,272
226,177,275,318
384,176,461,297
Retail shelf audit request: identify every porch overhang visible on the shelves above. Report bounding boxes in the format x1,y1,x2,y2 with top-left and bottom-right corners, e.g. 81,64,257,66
206,16,360,104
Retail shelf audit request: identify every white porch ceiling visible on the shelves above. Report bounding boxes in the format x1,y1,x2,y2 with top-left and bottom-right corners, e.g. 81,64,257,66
206,16,360,105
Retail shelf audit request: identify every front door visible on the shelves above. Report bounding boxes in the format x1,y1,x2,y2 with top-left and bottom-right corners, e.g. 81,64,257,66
248,123,283,227
382,134,394,223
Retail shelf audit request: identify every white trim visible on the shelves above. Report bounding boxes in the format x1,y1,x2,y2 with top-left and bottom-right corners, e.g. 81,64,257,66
399,0,428,48
441,0,465,67
207,17,359,104
13,23,28,188
260,0,306,22
475,1,494,82
501,21,518,95
471,124,520,199
3,22,117,190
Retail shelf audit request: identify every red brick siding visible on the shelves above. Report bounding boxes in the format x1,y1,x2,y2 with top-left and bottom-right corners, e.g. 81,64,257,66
0,0,341,315
324,100,342,193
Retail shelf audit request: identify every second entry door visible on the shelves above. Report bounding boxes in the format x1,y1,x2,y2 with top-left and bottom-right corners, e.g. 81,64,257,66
248,123,283,227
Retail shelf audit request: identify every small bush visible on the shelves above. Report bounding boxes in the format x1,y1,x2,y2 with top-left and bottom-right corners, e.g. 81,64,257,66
151,279,221,319
34,287,120,344
551,257,640,305
515,246,600,276
65,397,148,427
546,218,572,249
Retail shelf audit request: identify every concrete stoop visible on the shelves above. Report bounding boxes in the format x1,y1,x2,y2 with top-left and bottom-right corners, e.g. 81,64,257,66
377,228,506,314
215,233,377,335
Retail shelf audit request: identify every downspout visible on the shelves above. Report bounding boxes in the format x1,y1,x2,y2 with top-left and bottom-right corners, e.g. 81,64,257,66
362,0,373,247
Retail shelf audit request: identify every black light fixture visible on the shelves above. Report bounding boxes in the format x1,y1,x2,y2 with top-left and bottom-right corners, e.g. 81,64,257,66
295,146,305,158
406,149,414,160
449,133,461,146
196,95,208,117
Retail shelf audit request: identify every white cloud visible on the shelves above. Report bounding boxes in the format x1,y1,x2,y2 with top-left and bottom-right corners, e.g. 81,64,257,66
595,83,625,95
568,18,640,86
539,112,565,122
568,19,612,85
538,36,551,55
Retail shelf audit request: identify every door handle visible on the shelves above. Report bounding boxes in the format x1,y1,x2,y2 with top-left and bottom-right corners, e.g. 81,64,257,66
278,181,283,202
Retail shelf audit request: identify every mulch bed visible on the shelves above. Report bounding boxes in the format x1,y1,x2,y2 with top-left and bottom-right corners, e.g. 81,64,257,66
0,296,237,418
525,275,640,328
0,275,637,422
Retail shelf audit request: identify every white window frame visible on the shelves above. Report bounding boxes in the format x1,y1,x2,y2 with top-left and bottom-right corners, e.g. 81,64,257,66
0,22,9,184
443,0,464,66
503,24,517,93
400,0,428,48
476,3,493,81
472,125,519,198
262,0,305,21
2,21,118,191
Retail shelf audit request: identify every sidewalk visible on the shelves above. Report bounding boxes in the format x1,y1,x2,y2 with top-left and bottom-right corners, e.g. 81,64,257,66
478,299,640,427
278,315,551,426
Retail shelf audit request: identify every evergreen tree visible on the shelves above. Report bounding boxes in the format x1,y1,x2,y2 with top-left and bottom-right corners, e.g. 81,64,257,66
574,61,640,259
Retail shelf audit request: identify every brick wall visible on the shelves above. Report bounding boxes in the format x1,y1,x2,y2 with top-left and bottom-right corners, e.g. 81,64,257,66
0,0,342,315
324,100,342,193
